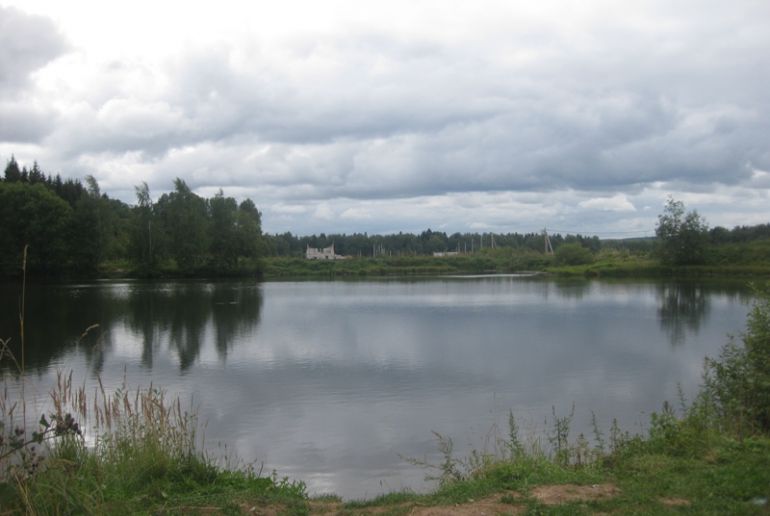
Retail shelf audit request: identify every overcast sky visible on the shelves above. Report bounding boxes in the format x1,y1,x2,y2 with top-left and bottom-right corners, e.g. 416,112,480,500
1,1,768,237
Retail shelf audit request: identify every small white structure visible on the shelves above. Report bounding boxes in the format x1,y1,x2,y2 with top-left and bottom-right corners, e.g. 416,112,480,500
306,243,345,260
432,251,460,257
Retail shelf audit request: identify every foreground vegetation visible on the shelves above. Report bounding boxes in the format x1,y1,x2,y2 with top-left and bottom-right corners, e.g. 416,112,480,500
3,285,770,514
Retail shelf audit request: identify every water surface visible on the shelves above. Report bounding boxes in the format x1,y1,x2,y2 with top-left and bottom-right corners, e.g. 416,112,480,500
0,277,752,498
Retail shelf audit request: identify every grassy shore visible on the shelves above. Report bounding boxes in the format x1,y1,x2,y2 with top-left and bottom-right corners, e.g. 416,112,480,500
262,251,552,279
261,252,770,281
2,378,768,515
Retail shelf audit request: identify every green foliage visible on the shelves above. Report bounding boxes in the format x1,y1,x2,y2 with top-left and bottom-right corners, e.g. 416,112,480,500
209,189,240,270
155,178,210,272
554,242,594,265
129,181,160,272
655,197,710,265
0,159,267,277
0,182,72,274
702,284,770,435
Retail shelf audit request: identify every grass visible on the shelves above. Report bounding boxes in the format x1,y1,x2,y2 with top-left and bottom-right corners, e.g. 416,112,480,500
338,409,770,515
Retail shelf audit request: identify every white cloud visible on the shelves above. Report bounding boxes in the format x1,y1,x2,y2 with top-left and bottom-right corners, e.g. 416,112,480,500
579,194,636,212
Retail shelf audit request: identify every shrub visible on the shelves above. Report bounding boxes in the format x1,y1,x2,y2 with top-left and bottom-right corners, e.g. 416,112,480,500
555,243,594,265
701,284,770,435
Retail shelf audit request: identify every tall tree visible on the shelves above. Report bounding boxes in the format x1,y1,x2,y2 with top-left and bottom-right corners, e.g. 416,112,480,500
156,178,209,272
130,182,160,271
655,197,710,265
236,198,263,259
0,182,72,274
68,175,105,271
209,190,239,270
4,156,21,182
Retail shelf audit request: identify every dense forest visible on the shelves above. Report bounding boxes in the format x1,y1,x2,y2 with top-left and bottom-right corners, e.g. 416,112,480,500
3,157,770,277
0,157,263,276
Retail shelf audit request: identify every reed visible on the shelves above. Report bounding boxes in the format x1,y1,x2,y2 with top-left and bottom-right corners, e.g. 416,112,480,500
1,369,308,514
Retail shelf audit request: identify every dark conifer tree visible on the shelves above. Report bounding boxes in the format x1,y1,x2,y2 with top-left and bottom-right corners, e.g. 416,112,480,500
4,156,21,182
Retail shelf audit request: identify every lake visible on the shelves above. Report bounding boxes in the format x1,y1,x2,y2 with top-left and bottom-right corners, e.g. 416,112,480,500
0,276,754,499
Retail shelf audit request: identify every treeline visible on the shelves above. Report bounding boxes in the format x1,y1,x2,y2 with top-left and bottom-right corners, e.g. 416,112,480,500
266,223,770,262
0,157,263,276
4,156,770,275
265,229,602,257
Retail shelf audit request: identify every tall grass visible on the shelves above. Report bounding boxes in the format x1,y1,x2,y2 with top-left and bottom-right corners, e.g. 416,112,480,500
1,368,308,513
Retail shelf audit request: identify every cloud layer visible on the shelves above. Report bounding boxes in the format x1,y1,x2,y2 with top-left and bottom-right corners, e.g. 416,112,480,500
2,1,769,235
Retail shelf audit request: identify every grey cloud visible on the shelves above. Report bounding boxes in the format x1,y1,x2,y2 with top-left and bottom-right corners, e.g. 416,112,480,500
24,0,770,236
166,42,499,144
0,101,56,142
158,23,768,199
0,7,68,94
0,7,67,144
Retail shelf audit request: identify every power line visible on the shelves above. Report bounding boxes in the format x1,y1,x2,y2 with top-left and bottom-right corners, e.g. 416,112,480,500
546,228,654,237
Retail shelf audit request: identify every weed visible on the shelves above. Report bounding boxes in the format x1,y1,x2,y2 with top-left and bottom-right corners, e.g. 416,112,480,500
547,404,574,466
507,409,525,460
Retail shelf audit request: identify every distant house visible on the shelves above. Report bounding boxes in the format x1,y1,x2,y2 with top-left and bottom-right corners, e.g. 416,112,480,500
432,251,460,257
306,243,346,260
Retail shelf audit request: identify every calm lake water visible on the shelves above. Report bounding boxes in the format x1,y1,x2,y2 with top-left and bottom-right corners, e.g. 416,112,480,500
0,277,754,499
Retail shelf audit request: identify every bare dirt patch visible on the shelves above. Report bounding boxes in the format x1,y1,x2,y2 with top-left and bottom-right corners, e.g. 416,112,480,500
659,497,691,507
238,484,619,515
531,483,619,505
408,494,524,515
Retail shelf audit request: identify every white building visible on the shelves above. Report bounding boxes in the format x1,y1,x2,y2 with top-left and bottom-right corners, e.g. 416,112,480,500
306,243,345,260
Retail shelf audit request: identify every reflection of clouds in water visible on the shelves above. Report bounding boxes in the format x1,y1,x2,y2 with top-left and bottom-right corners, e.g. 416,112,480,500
195,280,751,497
6,278,753,499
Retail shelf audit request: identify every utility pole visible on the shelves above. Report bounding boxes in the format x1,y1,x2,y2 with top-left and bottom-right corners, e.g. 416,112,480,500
543,228,554,255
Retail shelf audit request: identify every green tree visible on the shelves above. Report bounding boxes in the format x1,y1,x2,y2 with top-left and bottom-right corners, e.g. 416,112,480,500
156,179,209,272
4,155,21,182
655,197,709,265
235,199,263,259
0,182,72,274
67,176,105,271
130,182,161,271
209,190,239,270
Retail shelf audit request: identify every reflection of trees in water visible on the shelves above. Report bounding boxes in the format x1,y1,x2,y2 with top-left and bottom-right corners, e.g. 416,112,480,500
0,283,120,374
126,282,263,371
552,280,592,300
0,281,263,374
657,283,709,346
537,279,592,302
211,284,262,359
127,283,211,371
